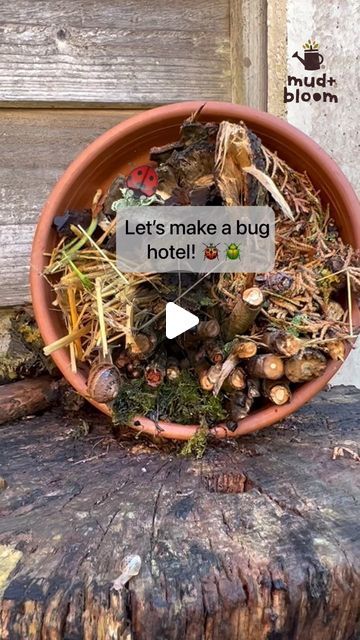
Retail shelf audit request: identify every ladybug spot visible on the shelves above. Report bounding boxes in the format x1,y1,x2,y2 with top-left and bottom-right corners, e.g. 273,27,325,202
137,170,143,176
149,175,154,181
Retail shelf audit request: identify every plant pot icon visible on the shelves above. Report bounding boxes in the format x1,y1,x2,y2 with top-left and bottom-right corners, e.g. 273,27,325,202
293,49,324,70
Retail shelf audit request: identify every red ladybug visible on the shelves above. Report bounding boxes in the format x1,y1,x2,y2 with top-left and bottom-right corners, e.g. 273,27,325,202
126,165,158,197
203,243,220,260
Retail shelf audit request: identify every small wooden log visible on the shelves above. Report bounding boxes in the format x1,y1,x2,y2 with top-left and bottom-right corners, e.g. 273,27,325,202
225,287,264,340
0,376,59,425
284,348,327,383
129,332,157,359
262,329,302,357
196,361,215,392
126,359,143,379
230,339,258,359
262,379,291,405
166,357,181,381
212,341,257,397
326,340,346,362
206,363,223,386
145,352,166,388
114,351,128,369
205,340,224,363
247,354,284,380
223,367,246,392
196,320,221,340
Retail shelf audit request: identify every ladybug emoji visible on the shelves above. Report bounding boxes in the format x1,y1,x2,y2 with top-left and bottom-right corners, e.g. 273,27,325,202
203,243,220,260
126,165,158,197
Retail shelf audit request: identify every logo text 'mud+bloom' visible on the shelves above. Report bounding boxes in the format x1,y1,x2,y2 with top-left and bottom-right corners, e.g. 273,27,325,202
284,38,338,104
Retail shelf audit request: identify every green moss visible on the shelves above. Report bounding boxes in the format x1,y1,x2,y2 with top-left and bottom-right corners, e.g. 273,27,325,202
113,371,227,428
288,314,309,337
180,418,209,459
317,268,341,305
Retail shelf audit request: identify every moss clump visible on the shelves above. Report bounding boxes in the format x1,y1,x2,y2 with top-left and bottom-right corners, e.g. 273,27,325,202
113,371,227,427
180,418,209,459
0,309,54,383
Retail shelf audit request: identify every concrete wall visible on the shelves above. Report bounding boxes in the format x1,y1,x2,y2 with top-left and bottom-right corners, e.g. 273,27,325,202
285,0,360,386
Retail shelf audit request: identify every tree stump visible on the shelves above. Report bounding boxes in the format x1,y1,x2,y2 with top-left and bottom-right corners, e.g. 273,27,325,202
0,387,359,640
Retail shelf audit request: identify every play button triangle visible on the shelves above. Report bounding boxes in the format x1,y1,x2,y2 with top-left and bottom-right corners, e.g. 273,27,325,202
166,302,199,339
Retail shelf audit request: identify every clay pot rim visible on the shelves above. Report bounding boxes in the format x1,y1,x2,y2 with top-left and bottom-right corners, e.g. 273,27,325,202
31,101,360,441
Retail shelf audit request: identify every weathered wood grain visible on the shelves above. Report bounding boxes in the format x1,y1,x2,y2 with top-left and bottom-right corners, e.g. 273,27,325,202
267,0,287,116
230,0,267,109
0,386,359,638
0,109,139,306
0,0,230,106
0,376,59,424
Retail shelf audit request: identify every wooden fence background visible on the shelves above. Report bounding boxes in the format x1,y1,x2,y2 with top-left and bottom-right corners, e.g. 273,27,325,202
0,0,287,306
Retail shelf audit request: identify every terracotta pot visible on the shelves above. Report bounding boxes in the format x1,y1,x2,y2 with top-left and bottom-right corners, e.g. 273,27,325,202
31,101,360,440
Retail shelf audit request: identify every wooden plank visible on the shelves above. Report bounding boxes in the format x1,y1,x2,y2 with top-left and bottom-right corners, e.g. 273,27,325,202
267,0,287,116
0,109,138,306
0,0,230,106
0,387,360,638
230,0,267,109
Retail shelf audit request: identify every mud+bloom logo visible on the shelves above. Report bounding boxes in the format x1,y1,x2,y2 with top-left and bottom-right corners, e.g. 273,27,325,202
284,38,338,104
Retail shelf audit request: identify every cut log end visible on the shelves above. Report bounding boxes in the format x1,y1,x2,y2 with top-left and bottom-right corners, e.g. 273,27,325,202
284,349,327,383
225,287,264,341
242,287,264,308
247,354,284,380
262,329,302,357
196,319,221,340
223,367,246,392
263,380,291,406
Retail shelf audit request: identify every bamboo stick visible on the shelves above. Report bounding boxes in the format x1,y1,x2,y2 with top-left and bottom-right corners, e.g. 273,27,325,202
95,278,108,358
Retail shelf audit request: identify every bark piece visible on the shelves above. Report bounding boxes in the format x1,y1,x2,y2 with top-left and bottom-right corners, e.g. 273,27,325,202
262,329,302,357
0,377,59,425
103,175,126,215
247,354,284,380
228,391,253,421
255,271,294,294
214,121,265,206
284,348,327,383
247,378,261,398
